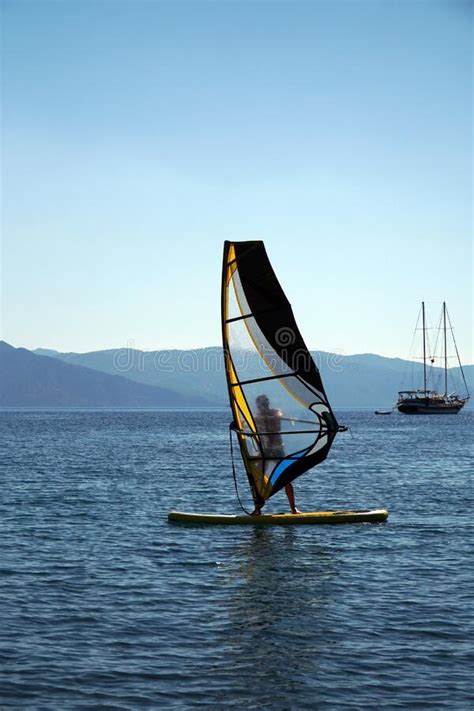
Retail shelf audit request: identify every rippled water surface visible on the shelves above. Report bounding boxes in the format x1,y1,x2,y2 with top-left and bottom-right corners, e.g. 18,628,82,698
1,409,473,709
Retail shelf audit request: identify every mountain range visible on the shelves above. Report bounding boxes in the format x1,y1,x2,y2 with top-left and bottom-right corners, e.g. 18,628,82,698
0,342,210,407
1,340,471,409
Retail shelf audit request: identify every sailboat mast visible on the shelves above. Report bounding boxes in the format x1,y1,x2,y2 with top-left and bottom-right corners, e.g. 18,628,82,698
443,301,448,396
422,301,427,392
446,307,470,399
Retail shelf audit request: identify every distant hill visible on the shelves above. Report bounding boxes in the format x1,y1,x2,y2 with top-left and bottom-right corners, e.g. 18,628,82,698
0,342,211,407
31,345,473,409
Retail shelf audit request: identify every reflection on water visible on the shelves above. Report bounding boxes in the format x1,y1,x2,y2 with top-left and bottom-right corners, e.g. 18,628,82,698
217,527,337,707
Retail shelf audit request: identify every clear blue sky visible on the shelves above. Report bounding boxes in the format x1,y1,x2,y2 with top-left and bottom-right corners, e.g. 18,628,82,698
2,0,472,362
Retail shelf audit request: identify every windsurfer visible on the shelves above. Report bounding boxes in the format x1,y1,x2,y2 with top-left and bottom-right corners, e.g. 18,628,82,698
251,394,301,516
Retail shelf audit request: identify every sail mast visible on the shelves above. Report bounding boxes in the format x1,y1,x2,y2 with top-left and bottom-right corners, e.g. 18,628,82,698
422,301,427,392
446,306,470,399
443,301,448,397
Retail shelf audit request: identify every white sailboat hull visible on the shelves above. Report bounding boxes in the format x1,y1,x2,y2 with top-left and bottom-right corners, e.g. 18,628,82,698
397,397,467,415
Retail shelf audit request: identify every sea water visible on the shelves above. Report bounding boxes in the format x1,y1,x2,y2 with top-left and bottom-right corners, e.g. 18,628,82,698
1,410,473,710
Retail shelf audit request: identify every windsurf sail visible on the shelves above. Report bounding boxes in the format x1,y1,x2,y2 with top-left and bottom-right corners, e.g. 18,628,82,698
221,240,340,510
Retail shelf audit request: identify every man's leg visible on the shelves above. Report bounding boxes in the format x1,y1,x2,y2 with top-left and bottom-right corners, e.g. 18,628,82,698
285,483,300,514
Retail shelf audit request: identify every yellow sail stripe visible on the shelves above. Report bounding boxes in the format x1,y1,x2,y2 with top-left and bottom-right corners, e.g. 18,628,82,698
228,359,268,494
226,244,237,282
227,357,255,433
224,244,269,499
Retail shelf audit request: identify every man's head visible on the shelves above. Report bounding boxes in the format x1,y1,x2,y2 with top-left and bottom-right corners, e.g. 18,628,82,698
256,394,270,413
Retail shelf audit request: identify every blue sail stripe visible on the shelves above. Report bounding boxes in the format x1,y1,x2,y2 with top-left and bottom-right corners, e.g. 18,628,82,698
269,450,306,486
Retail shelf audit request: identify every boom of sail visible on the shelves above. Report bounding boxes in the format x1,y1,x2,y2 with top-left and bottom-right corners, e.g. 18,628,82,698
222,241,340,510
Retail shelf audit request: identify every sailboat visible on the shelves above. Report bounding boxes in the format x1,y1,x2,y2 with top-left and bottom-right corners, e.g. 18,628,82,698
397,302,470,415
169,241,388,525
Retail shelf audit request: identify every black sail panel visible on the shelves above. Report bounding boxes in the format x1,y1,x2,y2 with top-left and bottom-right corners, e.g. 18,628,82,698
222,240,339,508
